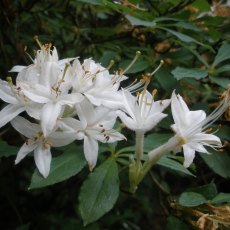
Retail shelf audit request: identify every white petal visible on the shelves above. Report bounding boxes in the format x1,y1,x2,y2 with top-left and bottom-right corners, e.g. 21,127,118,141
143,113,167,131
187,142,208,154
11,116,39,137
0,80,18,104
150,99,171,114
57,117,83,131
116,110,137,131
183,144,196,168
185,110,206,127
34,143,52,178
15,142,37,164
0,104,24,128
49,131,77,147
25,103,43,120
20,82,51,103
171,91,189,128
9,65,26,72
40,102,62,136
84,135,98,170
121,90,137,120
192,133,222,146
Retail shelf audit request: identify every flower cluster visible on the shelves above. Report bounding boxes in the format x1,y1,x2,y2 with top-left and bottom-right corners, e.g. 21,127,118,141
0,41,229,179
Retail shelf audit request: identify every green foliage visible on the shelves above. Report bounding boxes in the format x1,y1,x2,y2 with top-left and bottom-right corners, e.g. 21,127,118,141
0,0,230,229
79,157,119,225
29,145,86,189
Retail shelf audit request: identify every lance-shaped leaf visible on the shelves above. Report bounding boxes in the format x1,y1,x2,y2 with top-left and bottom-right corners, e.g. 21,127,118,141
79,157,119,225
212,43,230,67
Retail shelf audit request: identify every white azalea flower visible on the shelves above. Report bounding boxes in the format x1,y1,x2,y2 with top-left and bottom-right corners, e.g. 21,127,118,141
170,91,227,168
10,43,74,87
18,65,84,136
11,116,76,178
116,89,171,133
0,79,41,128
57,99,126,170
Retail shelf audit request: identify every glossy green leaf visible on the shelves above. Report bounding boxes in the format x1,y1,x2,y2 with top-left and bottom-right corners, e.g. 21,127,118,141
179,192,207,207
210,76,230,89
211,193,230,204
213,43,230,67
79,158,119,225
199,151,230,178
172,67,208,80
157,156,195,177
29,145,86,189
0,140,18,157
125,15,156,27
187,182,217,200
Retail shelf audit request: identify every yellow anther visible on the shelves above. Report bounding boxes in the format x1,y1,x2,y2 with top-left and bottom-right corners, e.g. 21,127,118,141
152,89,157,97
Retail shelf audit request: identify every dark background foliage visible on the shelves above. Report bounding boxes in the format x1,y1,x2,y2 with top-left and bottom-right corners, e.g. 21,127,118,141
0,0,230,229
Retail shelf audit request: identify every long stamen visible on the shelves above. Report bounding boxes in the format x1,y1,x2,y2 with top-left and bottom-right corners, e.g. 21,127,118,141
33,35,42,49
150,60,164,76
122,51,141,74
106,60,115,70
186,86,230,136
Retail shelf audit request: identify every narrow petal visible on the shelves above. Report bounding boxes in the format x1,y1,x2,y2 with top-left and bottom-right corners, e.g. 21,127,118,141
34,143,52,178
15,142,37,164
49,131,77,147
171,92,189,129
116,110,137,131
84,135,98,170
9,65,26,72
40,102,62,136
183,144,196,168
150,99,171,114
11,116,39,138
191,133,222,146
143,113,167,131
19,82,51,103
0,80,18,104
0,104,24,128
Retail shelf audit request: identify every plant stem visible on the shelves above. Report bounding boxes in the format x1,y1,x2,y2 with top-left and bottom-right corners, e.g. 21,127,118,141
135,130,144,161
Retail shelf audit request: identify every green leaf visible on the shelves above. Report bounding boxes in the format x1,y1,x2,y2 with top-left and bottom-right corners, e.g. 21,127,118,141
125,15,156,27
213,43,230,67
145,133,173,151
216,64,230,73
157,156,195,177
172,67,208,80
155,69,179,91
0,140,18,157
210,76,230,89
211,193,230,205
179,192,207,207
79,158,119,225
199,151,230,178
78,0,104,6
217,125,230,141
191,0,211,11
188,182,217,200
29,145,86,189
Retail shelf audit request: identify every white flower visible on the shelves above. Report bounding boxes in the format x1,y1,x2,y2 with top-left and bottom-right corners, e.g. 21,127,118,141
57,99,125,170
0,79,41,128
18,67,84,136
11,116,76,178
116,89,171,133
70,58,125,109
171,91,227,168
